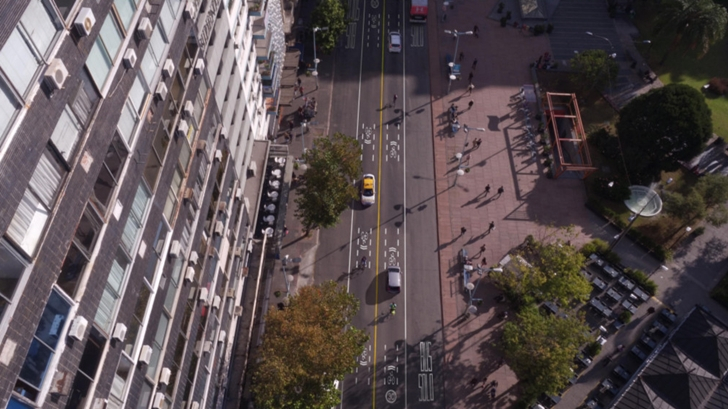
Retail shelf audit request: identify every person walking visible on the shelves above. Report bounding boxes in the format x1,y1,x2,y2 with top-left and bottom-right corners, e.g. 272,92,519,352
299,86,304,96
288,120,295,132
480,244,486,253
296,77,302,87
460,226,467,236
488,221,496,233
472,58,478,70
468,100,474,110
468,71,474,82
473,24,480,38
497,186,504,195
459,51,465,62
482,257,487,265
393,94,398,105
467,83,475,95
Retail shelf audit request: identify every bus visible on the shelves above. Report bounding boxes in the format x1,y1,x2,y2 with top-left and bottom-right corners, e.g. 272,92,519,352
410,0,428,22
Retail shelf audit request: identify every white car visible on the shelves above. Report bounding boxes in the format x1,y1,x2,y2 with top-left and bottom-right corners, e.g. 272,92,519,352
361,174,375,206
387,266,401,294
388,31,402,53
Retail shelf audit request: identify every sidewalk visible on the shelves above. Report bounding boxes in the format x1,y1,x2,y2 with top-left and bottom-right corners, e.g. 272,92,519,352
427,1,595,407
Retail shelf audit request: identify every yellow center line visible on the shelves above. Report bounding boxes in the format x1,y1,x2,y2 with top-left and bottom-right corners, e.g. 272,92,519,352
372,0,387,407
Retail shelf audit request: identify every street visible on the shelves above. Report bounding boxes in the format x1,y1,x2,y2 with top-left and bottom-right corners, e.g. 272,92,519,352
311,0,444,407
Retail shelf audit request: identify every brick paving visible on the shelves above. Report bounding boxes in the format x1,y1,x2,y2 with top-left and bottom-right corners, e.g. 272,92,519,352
427,1,598,407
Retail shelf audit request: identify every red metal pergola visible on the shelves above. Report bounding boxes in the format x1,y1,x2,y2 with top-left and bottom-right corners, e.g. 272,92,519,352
543,92,596,179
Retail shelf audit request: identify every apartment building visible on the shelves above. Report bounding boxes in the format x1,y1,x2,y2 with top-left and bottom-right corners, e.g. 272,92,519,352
0,0,283,408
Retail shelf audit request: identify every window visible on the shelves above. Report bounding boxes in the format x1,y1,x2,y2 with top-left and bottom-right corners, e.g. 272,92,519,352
121,182,151,253
51,0,82,19
136,381,153,409
86,13,124,87
65,329,104,409
178,35,198,80
179,137,191,170
145,313,169,378
143,123,170,190
108,355,132,407
0,82,21,141
56,243,87,298
124,284,150,356
0,240,28,321
91,132,128,212
163,258,183,313
14,290,72,401
7,147,66,255
163,168,183,221
74,205,102,255
113,0,137,31
146,221,168,283
95,250,128,331
118,74,148,144
140,26,169,84
49,105,83,163
70,69,100,126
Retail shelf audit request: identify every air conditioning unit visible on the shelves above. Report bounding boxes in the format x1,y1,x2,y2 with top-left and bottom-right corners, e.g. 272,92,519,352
196,140,207,152
218,330,226,343
235,187,243,201
68,316,88,341
155,82,168,100
184,266,195,283
189,251,199,265
176,119,189,139
203,340,211,353
137,17,153,40
193,59,205,75
44,59,69,91
184,1,197,19
74,8,96,37
234,306,243,316
198,287,209,303
112,323,127,342
212,295,221,310
219,126,228,140
169,240,182,258
183,100,194,118
151,392,165,409
159,367,171,385
123,49,137,68
234,247,243,258
214,221,224,236
162,59,175,79
190,402,200,409
226,288,235,298
218,202,227,214
214,150,223,162
139,345,153,364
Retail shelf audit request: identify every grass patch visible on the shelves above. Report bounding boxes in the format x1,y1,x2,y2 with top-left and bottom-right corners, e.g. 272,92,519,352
710,268,728,310
633,2,728,140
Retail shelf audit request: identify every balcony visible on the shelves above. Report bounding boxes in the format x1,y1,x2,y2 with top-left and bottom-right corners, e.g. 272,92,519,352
255,34,271,62
251,14,267,40
248,0,264,16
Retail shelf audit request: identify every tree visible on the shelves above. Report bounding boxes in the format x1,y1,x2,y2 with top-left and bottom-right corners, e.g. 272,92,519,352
502,306,591,402
616,84,712,184
490,237,591,306
252,281,368,409
569,49,619,92
311,0,348,53
663,190,707,223
654,0,728,64
295,133,361,231
695,174,728,208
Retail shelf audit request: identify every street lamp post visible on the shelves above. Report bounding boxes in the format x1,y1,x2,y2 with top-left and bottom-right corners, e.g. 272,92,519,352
586,31,617,92
300,120,307,154
312,27,328,89
586,31,615,52
464,266,503,314
452,124,485,185
444,29,473,94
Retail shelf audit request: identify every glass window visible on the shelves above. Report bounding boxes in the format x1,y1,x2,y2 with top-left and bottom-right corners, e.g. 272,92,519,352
145,314,168,378
86,13,123,87
7,148,65,255
8,398,33,409
95,250,128,331
110,355,132,400
15,290,71,399
125,284,150,355
163,168,183,221
0,29,40,95
0,82,20,140
113,0,136,31
56,243,87,297
21,0,59,54
91,133,128,212
136,381,153,409
121,182,151,254
0,240,27,321
140,27,169,84
49,105,82,163
144,123,170,189
66,329,104,409
51,0,80,19
117,100,138,143
179,138,191,170
70,69,100,126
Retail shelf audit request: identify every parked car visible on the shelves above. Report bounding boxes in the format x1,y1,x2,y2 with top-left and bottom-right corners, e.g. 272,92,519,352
631,345,647,361
640,334,657,350
386,266,401,293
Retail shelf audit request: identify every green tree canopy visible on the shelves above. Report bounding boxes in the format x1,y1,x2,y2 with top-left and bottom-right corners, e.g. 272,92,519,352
696,174,728,208
654,0,728,63
311,0,348,53
663,190,707,223
490,237,591,306
502,306,591,402
252,281,368,409
569,49,619,92
295,132,362,231
616,84,712,184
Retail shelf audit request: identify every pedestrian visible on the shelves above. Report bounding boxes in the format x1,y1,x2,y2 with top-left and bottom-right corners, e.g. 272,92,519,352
297,77,302,87
459,51,465,62
490,388,496,399
482,257,487,265
393,94,398,105
468,100,474,110
485,184,491,194
470,377,479,387
472,58,478,70
481,377,488,388
497,186,504,195
467,83,474,95
288,120,294,132
476,138,482,148
473,24,480,38
464,154,471,163
460,226,467,235
488,221,495,232
480,244,486,253
442,13,447,22
300,86,304,95
468,71,474,82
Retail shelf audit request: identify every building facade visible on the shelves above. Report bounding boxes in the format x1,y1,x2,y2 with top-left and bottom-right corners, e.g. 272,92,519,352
0,0,282,408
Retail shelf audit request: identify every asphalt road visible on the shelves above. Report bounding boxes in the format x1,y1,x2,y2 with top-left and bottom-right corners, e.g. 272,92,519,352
314,0,444,407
